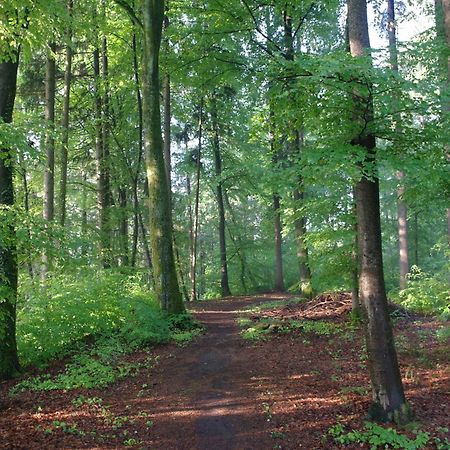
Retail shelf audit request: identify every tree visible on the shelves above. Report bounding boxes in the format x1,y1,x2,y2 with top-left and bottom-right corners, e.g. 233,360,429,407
348,0,412,423
141,0,184,313
0,49,20,380
42,41,57,277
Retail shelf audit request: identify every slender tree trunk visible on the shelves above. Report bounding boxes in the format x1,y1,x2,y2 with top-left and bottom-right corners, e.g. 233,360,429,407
413,211,419,266
19,155,34,279
0,55,21,380
131,32,144,268
351,189,360,313
42,42,56,278
436,0,450,243
141,0,183,313
396,172,409,289
59,0,73,227
81,169,88,256
118,187,129,266
163,72,171,194
93,42,111,268
387,0,410,289
190,100,203,302
273,193,285,291
210,95,232,297
348,0,412,423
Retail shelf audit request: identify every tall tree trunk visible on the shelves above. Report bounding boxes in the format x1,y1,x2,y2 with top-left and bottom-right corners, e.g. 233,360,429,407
131,32,144,268
348,0,412,423
396,172,409,289
93,43,110,268
118,187,129,266
210,95,232,297
273,193,285,291
387,0,410,289
42,42,56,277
435,0,450,243
163,73,171,194
18,154,34,279
58,0,73,227
141,0,184,313
0,55,21,380
190,100,203,302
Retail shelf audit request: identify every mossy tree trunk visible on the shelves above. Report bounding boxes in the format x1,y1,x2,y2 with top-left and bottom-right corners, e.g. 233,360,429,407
0,55,21,380
141,0,184,314
348,0,412,424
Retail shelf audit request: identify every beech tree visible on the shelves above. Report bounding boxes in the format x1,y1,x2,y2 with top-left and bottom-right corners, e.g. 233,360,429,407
141,0,184,313
348,0,412,423
0,37,20,380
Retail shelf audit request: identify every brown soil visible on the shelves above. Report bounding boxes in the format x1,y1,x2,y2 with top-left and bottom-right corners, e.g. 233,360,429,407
1,293,449,449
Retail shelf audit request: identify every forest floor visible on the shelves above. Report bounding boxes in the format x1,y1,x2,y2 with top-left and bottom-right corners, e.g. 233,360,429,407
1,293,449,449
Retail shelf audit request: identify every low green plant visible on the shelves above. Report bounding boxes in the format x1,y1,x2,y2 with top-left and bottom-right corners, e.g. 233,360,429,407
327,421,431,450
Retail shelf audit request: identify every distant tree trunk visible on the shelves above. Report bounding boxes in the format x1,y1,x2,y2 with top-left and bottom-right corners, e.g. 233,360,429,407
131,32,144,268
58,0,73,227
42,42,56,277
93,43,111,268
81,169,88,256
18,154,34,279
351,189,360,313
396,172,409,289
0,54,21,380
163,73,171,193
435,0,450,243
413,211,419,266
273,193,285,291
387,0,410,289
141,0,184,313
118,187,129,266
348,0,412,424
190,100,202,302
210,95,232,297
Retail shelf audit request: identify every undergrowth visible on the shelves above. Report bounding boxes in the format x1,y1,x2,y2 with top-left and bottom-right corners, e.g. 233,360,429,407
12,269,202,393
327,421,450,450
239,317,341,341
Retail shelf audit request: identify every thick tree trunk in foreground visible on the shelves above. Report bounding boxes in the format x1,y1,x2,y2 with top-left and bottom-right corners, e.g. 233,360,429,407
0,57,21,380
348,0,412,424
141,0,184,313
42,42,56,277
59,0,73,227
211,96,231,297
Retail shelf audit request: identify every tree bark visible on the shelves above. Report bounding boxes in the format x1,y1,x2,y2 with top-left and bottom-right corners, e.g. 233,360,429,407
0,55,21,380
42,42,56,277
118,187,129,266
210,94,232,297
435,0,450,244
190,100,203,302
348,0,412,423
58,0,73,227
396,172,409,289
273,193,285,291
387,0,410,289
141,0,184,313
93,42,111,268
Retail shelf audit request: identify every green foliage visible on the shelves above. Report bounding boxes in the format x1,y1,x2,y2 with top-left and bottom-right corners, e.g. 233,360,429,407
393,267,449,317
239,317,341,341
17,269,165,366
327,421,431,450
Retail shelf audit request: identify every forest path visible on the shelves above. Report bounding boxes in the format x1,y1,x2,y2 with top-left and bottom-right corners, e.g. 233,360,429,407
140,293,287,449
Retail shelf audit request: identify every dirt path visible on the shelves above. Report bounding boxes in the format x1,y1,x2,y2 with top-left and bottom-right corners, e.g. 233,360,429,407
1,293,449,449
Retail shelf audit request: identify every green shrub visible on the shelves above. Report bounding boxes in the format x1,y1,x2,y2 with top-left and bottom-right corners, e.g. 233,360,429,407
394,267,449,317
